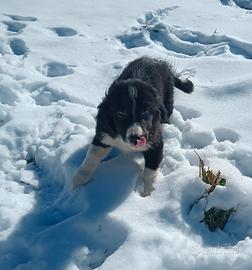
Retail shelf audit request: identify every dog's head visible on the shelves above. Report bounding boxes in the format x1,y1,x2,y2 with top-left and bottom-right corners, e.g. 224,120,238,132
97,79,162,151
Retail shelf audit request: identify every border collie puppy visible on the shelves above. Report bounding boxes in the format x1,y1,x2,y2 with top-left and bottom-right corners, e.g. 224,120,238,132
72,57,193,196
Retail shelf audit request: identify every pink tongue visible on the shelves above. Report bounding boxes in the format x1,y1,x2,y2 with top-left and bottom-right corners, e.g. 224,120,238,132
134,136,147,148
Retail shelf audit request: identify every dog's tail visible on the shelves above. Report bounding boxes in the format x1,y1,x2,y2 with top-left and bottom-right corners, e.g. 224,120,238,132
174,76,194,94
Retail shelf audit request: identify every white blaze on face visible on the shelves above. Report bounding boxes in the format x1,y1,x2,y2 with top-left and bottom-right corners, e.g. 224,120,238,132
126,123,144,141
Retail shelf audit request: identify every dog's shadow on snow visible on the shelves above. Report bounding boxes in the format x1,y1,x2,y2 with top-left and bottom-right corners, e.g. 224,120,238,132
0,147,140,270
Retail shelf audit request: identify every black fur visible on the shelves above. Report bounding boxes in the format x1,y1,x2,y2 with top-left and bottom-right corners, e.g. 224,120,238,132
93,56,194,170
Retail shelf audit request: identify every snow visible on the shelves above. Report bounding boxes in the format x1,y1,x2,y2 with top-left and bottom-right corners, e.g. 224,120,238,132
0,0,252,269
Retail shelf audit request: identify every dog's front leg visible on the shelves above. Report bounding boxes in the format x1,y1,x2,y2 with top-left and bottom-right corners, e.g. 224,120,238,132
72,142,111,190
141,140,163,197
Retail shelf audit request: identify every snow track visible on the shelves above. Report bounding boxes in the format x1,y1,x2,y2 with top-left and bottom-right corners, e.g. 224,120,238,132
220,0,252,10
5,14,38,22
52,27,78,37
118,8,252,59
9,38,28,56
3,21,26,33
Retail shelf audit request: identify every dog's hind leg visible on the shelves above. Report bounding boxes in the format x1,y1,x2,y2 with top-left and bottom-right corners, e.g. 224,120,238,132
159,101,173,124
160,78,174,123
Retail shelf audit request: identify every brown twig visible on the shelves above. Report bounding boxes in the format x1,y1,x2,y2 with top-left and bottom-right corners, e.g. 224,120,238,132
189,152,226,214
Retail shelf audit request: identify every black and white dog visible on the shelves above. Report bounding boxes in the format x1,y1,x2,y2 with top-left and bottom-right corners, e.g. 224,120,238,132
72,57,193,196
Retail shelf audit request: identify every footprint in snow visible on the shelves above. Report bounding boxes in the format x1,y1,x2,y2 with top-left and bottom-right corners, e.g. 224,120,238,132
32,85,70,106
175,105,201,121
118,31,150,49
219,0,232,5
182,126,239,149
3,21,26,33
52,27,78,37
39,62,74,77
214,127,240,143
5,14,37,22
0,110,9,127
182,127,216,149
9,38,28,56
220,0,252,10
0,85,18,105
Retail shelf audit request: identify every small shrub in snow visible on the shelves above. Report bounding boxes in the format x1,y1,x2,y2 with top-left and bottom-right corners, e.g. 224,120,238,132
190,151,236,231
200,207,236,232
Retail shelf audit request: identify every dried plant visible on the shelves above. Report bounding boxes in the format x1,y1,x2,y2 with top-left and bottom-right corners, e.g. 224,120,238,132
189,151,236,231
194,151,226,194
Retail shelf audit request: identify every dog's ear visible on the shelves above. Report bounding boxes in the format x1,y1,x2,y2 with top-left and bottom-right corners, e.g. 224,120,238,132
106,80,120,96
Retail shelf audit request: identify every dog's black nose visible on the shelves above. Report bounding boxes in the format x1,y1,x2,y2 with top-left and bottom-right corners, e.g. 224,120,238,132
128,134,142,145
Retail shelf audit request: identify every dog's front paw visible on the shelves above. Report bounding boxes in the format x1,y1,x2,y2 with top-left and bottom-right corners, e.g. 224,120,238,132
72,170,92,191
139,168,159,197
141,184,155,197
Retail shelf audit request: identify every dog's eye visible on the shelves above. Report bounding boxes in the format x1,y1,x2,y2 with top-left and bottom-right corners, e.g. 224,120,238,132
141,111,150,119
117,111,127,118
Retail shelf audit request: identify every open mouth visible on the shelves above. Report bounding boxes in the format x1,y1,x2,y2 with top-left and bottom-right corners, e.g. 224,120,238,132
131,135,147,148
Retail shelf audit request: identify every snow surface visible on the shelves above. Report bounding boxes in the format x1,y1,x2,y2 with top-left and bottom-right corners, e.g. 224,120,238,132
0,0,252,269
